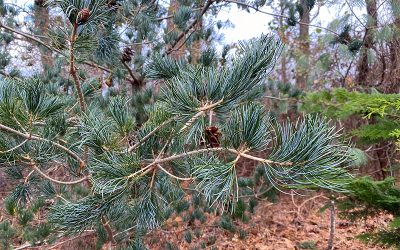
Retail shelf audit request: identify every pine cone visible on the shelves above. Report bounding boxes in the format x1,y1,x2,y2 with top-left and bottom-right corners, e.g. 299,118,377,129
121,47,134,62
203,126,222,148
77,8,90,25
128,133,139,147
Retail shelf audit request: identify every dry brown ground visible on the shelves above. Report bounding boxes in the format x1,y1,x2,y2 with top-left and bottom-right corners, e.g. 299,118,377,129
144,193,389,250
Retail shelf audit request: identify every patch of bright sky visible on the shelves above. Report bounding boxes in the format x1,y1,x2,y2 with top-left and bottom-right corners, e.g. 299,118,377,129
217,4,337,44
216,6,273,44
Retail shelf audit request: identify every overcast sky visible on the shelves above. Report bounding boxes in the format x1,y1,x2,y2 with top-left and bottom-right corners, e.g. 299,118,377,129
217,6,273,43
217,5,338,44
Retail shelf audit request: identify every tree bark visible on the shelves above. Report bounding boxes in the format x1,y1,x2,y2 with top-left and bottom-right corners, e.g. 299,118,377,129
33,1,53,68
388,0,400,92
279,2,288,84
296,0,310,90
167,0,186,59
190,21,203,63
356,0,377,86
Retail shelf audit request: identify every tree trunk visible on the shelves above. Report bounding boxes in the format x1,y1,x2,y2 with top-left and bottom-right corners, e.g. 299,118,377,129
356,0,377,86
190,20,203,63
387,0,400,92
279,3,288,84
167,0,186,59
33,1,53,68
296,0,310,90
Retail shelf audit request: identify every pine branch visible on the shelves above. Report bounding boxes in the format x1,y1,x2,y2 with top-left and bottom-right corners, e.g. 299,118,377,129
167,26,197,54
0,21,112,73
166,0,214,55
127,117,175,152
180,99,224,132
122,60,142,87
0,123,85,168
69,23,86,112
0,139,28,154
23,156,88,185
344,0,367,29
0,69,22,81
101,216,116,244
126,147,293,180
237,151,292,166
24,169,35,183
156,164,192,181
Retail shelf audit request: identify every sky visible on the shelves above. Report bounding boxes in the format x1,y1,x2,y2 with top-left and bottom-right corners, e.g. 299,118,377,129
216,6,273,43
217,4,337,44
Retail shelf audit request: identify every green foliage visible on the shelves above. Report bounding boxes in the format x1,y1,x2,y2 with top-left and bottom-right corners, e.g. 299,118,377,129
218,215,236,232
296,241,317,250
266,115,353,191
238,229,247,240
224,103,270,151
192,157,238,210
338,177,400,219
337,177,400,248
47,0,111,29
303,88,400,145
184,230,192,243
0,221,15,250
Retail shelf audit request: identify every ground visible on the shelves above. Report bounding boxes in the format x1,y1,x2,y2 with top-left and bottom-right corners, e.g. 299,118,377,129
144,193,389,250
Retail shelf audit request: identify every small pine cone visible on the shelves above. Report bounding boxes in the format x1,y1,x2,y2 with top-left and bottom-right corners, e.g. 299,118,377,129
77,8,90,25
128,133,139,147
204,126,222,148
121,47,134,62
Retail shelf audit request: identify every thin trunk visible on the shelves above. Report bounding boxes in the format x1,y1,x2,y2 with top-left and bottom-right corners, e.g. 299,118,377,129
279,4,288,84
326,200,335,250
190,21,203,63
167,0,185,59
388,0,400,92
296,0,310,90
356,0,377,85
33,1,53,68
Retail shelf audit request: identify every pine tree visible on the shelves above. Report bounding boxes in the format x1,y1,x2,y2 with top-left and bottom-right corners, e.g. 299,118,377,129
0,0,357,248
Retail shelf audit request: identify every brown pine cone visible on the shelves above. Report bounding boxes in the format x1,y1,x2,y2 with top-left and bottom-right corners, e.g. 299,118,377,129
77,8,90,25
204,126,222,148
121,47,134,62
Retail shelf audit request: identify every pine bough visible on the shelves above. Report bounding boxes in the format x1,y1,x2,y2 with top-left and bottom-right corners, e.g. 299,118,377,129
0,36,354,245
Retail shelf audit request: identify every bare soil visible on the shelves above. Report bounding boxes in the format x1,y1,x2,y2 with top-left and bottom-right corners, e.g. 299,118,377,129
145,193,389,250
